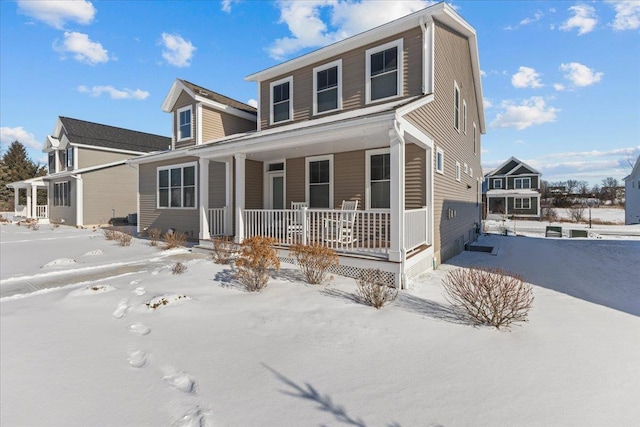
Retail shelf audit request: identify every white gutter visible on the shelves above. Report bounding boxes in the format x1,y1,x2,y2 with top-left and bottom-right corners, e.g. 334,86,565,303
392,118,407,290
71,174,83,226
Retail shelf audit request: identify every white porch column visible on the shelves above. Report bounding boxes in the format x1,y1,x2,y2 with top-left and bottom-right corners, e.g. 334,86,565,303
31,184,38,218
225,158,233,236
75,175,84,226
504,196,508,216
389,127,405,263
26,186,32,218
234,153,246,243
199,158,210,240
14,187,19,217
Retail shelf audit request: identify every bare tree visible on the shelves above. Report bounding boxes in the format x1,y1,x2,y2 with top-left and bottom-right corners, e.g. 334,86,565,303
577,180,590,196
601,177,619,204
566,179,579,194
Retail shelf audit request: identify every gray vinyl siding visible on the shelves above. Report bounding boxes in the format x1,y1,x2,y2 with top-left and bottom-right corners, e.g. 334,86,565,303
201,106,256,142
245,160,263,209
48,178,76,226
259,27,423,130
174,91,197,149
404,21,483,264
507,175,539,190
138,156,200,238
489,177,505,190
78,147,134,169
494,159,519,175
81,165,138,225
208,161,227,208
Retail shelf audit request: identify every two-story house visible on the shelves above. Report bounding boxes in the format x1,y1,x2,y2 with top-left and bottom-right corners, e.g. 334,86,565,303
8,116,170,226
132,2,485,287
623,155,640,225
484,156,541,219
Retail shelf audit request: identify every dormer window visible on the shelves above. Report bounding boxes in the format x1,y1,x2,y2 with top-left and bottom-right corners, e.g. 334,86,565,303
313,60,341,115
177,106,192,141
270,76,293,124
366,39,403,104
66,147,74,170
48,152,55,173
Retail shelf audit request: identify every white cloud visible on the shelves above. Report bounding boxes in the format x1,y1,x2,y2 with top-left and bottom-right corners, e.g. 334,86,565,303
268,0,433,60
560,4,598,35
78,85,149,100
553,83,566,91
491,97,559,130
511,66,544,89
17,0,95,29
53,31,109,65
0,126,40,150
504,10,544,30
608,1,640,31
247,99,258,108
160,33,196,67
483,98,493,109
560,62,603,87
221,0,237,13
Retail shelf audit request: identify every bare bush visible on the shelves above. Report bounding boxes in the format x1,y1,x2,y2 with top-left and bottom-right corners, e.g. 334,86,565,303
49,219,61,230
442,267,534,329
356,269,398,309
235,236,280,292
541,207,557,222
116,230,133,247
103,228,117,240
0,215,10,224
147,228,162,247
290,244,338,285
211,236,238,264
172,262,187,275
567,206,585,223
164,230,187,249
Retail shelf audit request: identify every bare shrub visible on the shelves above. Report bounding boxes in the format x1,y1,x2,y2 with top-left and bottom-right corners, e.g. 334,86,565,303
49,219,61,230
290,244,338,285
116,230,133,247
211,236,238,264
164,230,187,249
172,262,187,275
103,228,117,240
567,206,585,223
235,236,280,292
541,207,557,222
147,228,162,247
356,269,398,309
442,267,534,329
0,215,10,224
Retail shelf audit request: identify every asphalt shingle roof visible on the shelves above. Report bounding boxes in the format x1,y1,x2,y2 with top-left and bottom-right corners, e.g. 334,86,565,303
59,117,171,153
178,79,257,116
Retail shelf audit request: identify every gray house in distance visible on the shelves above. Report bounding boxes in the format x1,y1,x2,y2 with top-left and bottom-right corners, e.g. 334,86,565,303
485,156,541,219
8,117,170,226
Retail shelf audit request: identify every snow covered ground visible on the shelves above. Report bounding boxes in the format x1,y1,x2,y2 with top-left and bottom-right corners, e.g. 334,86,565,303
1,223,639,426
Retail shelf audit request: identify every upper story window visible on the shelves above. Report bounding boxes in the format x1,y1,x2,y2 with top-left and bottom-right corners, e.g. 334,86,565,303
54,181,70,207
66,147,74,170
436,148,444,174
455,162,461,181
48,152,55,173
306,155,333,208
59,150,67,171
493,178,502,189
514,177,531,189
313,60,342,115
366,148,390,209
158,162,196,209
462,100,467,134
270,76,293,124
366,39,403,104
473,122,477,154
454,82,460,131
177,106,192,141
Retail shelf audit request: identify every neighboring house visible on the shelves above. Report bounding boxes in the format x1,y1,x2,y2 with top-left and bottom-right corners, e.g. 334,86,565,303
484,157,541,219
132,2,485,287
624,155,640,225
8,117,170,226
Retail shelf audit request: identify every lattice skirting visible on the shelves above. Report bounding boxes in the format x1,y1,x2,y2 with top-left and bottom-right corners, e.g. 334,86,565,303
278,256,397,287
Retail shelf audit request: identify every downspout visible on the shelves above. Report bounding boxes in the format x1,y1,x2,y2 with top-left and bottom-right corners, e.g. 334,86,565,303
126,162,140,234
420,16,434,96
71,174,83,227
392,118,407,289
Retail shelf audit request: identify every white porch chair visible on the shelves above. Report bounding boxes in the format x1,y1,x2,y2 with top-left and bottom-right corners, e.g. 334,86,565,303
323,200,359,245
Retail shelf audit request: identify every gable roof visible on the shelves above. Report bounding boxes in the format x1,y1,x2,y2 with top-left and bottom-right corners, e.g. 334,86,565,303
58,117,171,153
161,79,257,121
486,156,540,177
623,155,640,181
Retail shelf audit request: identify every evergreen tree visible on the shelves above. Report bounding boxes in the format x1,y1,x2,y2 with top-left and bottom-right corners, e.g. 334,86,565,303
0,141,47,210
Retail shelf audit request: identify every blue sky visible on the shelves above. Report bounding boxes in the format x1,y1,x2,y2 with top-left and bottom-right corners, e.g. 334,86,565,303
1,0,638,186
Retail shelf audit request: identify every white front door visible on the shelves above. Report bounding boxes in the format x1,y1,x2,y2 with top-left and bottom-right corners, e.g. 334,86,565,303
269,172,285,210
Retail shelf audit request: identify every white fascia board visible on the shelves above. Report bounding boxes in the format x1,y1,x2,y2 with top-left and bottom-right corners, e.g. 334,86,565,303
127,149,188,165
43,159,128,179
395,93,434,116
59,134,70,149
42,135,60,152
161,79,195,113
6,177,47,188
246,2,447,82
194,95,257,122
505,160,540,176
71,143,149,156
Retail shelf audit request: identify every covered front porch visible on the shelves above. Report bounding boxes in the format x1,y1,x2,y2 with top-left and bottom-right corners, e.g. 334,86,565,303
7,178,48,222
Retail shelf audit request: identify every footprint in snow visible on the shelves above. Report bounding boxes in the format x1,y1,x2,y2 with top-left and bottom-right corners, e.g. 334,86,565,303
112,299,130,319
129,323,151,335
127,350,147,368
174,407,212,427
133,287,146,296
163,368,196,393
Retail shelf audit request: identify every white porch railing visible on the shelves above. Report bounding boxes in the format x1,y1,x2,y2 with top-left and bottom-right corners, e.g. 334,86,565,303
36,205,48,219
15,205,27,217
208,207,227,236
404,207,428,252
243,209,392,256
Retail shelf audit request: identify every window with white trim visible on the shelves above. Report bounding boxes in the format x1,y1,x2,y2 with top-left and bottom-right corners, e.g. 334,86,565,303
270,76,293,124
366,39,403,103
462,100,467,134
514,197,531,209
158,163,196,208
473,122,477,154
177,106,192,141
366,149,390,209
456,162,461,181
436,148,444,174
66,147,74,170
48,152,55,173
54,181,70,207
313,60,341,115
454,82,460,131
514,177,531,189
464,163,468,174
59,150,67,172
470,167,473,177
493,178,502,189
306,155,333,208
